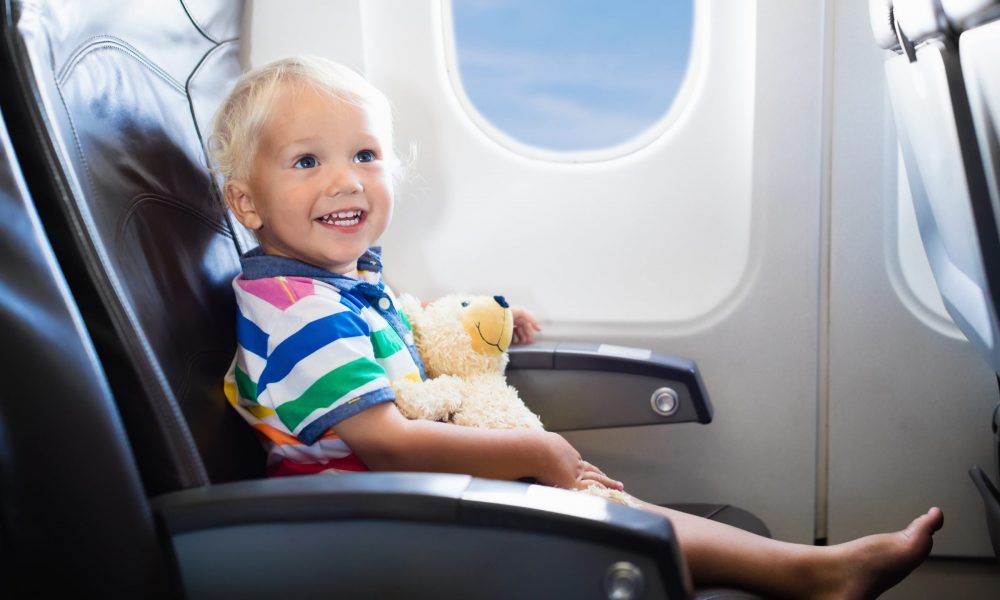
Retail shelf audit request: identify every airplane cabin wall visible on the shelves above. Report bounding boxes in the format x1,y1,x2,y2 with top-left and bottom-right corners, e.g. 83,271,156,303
244,0,998,558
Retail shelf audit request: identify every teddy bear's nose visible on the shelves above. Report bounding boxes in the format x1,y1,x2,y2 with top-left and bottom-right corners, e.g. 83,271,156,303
493,295,509,308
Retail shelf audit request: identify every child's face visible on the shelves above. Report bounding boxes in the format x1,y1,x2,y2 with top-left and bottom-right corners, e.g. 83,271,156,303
225,84,394,276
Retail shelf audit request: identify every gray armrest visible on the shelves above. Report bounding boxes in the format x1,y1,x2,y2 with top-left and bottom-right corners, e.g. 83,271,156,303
969,466,1000,558
508,342,713,431
153,472,688,599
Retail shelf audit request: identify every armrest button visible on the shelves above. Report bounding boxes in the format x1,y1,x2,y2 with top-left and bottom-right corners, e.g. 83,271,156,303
651,387,680,417
604,561,645,600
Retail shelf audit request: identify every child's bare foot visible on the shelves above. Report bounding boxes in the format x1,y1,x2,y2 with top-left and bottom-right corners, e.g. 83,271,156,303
818,507,943,600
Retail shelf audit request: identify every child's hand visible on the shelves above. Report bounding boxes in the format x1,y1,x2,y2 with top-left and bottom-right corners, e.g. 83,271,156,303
511,305,542,345
536,432,624,491
575,460,625,492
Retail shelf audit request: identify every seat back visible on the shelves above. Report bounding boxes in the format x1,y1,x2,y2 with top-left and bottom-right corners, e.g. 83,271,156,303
943,2,1000,267
0,103,172,596
874,0,1000,371
0,0,262,496
946,1,1000,561
872,0,1000,561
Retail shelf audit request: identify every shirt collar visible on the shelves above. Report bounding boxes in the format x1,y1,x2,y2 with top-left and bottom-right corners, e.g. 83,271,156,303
240,246,384,293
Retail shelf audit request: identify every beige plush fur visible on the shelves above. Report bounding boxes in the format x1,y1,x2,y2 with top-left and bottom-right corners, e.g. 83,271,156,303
391,293,637,507
392,293,542,429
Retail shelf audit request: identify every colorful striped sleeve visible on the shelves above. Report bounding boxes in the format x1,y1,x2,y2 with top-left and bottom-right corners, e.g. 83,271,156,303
257,292,395,445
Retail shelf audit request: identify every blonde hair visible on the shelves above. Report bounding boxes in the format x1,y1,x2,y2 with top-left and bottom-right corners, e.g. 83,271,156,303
208,55,401,184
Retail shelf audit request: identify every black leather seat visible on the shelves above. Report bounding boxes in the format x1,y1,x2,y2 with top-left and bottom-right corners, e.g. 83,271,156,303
0,102,175,597
0,0,257,495
0,0,767,597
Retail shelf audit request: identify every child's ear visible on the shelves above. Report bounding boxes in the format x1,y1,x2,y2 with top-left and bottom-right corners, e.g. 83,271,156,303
224,180,264,230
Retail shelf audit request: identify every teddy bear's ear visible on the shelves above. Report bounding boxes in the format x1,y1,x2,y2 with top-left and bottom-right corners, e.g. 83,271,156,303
395,293,424,327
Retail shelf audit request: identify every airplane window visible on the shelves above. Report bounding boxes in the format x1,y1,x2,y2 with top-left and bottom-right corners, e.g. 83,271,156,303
446,0,694,154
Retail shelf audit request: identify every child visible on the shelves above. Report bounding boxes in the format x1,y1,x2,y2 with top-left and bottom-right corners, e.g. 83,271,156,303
212,55,942,598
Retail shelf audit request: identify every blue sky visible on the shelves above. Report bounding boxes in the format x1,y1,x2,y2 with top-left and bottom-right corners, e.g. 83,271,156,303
451,0,694,151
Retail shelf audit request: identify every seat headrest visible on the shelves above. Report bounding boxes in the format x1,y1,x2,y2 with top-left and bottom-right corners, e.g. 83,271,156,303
894,0,951,42
181,0,242,42
941,0,1000,31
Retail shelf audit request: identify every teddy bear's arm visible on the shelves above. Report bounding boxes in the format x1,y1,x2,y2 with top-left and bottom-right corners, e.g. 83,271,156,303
391,375,468,422
449,378,545,431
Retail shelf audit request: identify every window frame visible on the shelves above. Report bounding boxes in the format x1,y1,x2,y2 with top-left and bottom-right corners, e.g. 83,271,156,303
440,0,705,163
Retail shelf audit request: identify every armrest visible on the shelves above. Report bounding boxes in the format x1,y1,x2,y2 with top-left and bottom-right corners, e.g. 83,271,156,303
969,466,1000,559
152,472,689,599
507,341,713,431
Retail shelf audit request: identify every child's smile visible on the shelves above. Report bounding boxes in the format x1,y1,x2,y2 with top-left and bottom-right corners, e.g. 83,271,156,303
225,84,394,277
316,209,365,229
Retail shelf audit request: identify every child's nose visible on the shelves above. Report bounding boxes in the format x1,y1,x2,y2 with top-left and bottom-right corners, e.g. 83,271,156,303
325,167,363,196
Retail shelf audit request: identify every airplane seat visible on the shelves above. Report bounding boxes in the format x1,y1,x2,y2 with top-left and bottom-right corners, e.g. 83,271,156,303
946,0,1000,560
0,0,766,597
0,0,263,495
871,0,1000,561
0,102,175,597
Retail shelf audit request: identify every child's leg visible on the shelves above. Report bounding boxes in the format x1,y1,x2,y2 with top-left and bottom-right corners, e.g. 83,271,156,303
635,499,943,599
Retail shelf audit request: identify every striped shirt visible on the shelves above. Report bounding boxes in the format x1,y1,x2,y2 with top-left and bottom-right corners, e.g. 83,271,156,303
222,247,425,476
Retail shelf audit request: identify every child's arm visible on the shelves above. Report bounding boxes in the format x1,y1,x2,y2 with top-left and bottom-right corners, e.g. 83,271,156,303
334,402,623,491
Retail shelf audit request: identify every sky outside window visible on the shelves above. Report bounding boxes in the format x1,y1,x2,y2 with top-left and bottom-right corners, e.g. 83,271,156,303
449,0,694,152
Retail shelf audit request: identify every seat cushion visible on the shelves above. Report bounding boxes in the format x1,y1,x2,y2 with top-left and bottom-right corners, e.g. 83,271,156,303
668,503,772,538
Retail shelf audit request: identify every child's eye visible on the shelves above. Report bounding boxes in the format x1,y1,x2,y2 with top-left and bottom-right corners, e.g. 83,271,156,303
355,149,376,163
294,155,318,169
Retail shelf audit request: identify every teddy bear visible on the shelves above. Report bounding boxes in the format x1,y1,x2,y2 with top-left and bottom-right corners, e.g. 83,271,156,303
391,293,637,507
391,293,542,429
